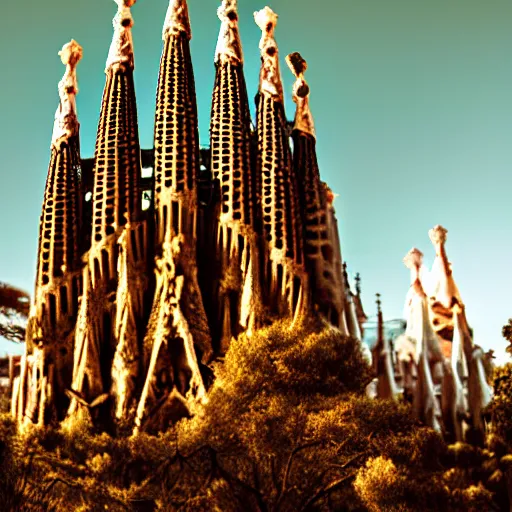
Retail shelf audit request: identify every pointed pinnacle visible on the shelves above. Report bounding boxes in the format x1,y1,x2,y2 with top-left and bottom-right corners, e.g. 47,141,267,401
163,0,191,40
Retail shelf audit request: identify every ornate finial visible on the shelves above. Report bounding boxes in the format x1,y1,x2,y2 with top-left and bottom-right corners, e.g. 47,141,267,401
343,262,350,287
286,52,315,138
215,0,243,65
106,0,136,72
403,248,423,271
254,7,283,102
376,293,381,313
429,225,448,247
51,40,82,149
163,0,191,40
355,273,362,295
404,248,426,297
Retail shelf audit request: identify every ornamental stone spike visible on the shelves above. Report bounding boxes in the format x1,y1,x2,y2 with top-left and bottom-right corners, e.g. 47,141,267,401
163,0,191,40
254,7,284,102
286,52,315,138
67,0,145,427
255,6,306,322
215,0,243,65
106,0,136,72
209,0,262,353
287,51,345,329
51,40,82,148
13,40,84,426
135,0,212,432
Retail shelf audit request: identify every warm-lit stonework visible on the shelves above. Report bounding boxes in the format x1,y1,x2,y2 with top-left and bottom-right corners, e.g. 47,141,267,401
12,0,363,432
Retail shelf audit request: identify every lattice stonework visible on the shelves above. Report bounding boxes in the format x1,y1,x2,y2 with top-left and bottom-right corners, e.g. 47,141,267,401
286,52,347,331
254,7,306,320
134,0,212,435
13,41,83,426
205,0,262,354
66,0,147,427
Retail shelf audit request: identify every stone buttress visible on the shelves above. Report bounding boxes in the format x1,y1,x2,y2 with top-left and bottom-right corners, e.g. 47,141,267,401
134,0,212,435
207,0,263,354
286,52,347,332
254,7,307,322
13,41,83,426
67,0,147,426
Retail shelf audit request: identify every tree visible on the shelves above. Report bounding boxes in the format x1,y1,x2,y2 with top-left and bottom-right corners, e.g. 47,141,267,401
0,281,29,343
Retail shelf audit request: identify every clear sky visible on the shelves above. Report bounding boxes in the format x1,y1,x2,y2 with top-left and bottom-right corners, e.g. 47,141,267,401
1,0,511,360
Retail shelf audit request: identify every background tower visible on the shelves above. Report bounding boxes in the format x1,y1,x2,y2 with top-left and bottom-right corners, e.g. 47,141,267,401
254,7,306,321
207,0,262,353
134,0,211,435
13,41,83,425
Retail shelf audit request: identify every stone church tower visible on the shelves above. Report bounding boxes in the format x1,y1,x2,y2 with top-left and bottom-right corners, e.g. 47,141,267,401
13,41,84,425
207,0,263,353
66,0,148,426
254,7,307,322
134,0,212,435
286,52,347,332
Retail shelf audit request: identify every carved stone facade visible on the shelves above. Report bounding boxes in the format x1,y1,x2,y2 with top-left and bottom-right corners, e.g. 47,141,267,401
13,0,358,432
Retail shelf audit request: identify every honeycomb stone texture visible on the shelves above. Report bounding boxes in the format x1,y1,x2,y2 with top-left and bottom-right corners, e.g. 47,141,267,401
66,0,147,427
135,0,212,433
206,0,263,354
255,7,306,321
13,41,83,425
14,2,357,432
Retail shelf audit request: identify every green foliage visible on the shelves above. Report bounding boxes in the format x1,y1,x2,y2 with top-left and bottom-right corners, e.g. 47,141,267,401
503,319,512,356
489,364,512,452
0,320,508,510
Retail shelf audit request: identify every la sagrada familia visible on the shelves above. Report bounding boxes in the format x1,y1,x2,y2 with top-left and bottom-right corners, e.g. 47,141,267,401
11,0,493,444
11,0,369,433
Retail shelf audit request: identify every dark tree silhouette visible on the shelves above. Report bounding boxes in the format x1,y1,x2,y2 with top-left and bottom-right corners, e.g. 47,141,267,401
0,282,29,343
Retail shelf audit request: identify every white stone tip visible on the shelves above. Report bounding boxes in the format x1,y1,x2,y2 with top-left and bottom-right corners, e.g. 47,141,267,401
106,0,136,72
403,248,423,270
429,225,448,246
254,7,283,101
286,52,315,138
215,0,243,64
254,6,278,32
163,0,191,40
58,40,83,71
51,40,82,148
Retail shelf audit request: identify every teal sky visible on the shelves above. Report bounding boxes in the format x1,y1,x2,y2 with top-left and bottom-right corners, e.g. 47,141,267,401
1,1,511,360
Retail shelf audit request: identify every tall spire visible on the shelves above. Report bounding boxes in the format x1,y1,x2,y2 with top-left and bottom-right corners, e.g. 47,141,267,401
428,225,462,353
373,294,399,400
67,0,146,428
134,0,212,434
13,41,83,426
205,0,262,354
403,248,442,432
286,52,344,331
343,263,362,340
428,225,492,442
254,7,306,321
